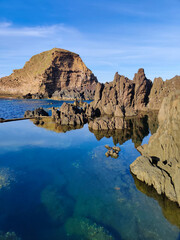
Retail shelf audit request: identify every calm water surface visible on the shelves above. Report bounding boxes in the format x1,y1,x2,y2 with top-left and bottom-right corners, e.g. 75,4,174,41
0,99,179,240
0,98,81,119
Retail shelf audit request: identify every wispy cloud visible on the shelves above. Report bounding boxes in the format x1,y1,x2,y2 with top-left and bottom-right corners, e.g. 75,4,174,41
0,21,180,82
0,22,80,37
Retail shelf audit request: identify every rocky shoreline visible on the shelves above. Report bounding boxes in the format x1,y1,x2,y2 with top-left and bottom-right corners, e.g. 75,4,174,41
130,91,180,206
1,48,180,207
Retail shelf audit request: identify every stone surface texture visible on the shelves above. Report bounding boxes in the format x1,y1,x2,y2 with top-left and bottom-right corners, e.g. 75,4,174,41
91,69,180,116
130,91,180,206
91,68,152,116
0,48,97,99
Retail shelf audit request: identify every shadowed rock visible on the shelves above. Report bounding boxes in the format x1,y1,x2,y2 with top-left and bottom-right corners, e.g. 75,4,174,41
24,108,49,118
130,91,180,206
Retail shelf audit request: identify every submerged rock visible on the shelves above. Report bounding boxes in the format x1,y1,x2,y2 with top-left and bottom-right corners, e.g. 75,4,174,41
105,145,121,158
130,91,180,206
41,185,74,224
0,231,21,240
0,118,4,123
65,217,114,240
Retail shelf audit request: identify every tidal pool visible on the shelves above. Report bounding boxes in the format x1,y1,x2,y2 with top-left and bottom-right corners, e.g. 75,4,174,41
0,100,179,240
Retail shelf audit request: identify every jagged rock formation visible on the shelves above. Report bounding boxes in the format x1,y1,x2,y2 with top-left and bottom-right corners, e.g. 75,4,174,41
130,91,180,206
148,75,180,110
52,102,99,126
0,48,97,99
91,69,180,117
52,103,87,126
91,68,152,117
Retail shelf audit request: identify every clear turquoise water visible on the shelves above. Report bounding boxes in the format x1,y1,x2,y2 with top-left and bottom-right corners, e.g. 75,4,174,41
0,100,179,240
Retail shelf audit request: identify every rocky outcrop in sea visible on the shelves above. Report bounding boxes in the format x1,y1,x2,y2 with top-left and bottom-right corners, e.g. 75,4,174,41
130,91,180,206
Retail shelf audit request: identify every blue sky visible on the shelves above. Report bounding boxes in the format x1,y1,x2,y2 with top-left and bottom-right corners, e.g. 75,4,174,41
0,0,180,83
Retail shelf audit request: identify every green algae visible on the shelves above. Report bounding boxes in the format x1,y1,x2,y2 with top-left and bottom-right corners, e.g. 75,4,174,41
65,217,114,240
0,232,21,240
41,185,73,224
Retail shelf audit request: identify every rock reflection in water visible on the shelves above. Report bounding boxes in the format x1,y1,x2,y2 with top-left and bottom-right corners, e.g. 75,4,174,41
132,174,180,229
32,117,83,133
89,114,158,148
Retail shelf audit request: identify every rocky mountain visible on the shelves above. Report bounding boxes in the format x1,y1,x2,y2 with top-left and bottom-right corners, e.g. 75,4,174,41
130,91,180,206
0,48,98,99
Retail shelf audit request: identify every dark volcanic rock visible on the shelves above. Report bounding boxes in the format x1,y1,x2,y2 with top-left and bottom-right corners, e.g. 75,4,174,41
130,91,180,206
52,103,86,126
52,101,99,126
24,108,49,118
91,68,152,117
0,48,98,99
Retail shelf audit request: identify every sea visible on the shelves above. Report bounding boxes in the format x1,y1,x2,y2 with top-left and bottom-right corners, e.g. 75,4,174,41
0,98,179,240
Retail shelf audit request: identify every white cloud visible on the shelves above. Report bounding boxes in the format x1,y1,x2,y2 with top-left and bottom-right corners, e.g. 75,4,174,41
0,21,180,82
0,22,80,37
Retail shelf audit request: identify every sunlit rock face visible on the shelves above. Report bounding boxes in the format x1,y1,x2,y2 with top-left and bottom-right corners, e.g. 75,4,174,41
0,48,97,99
148,75,180,110
91,68,152,117
91,70,180,117
130,91,180,206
